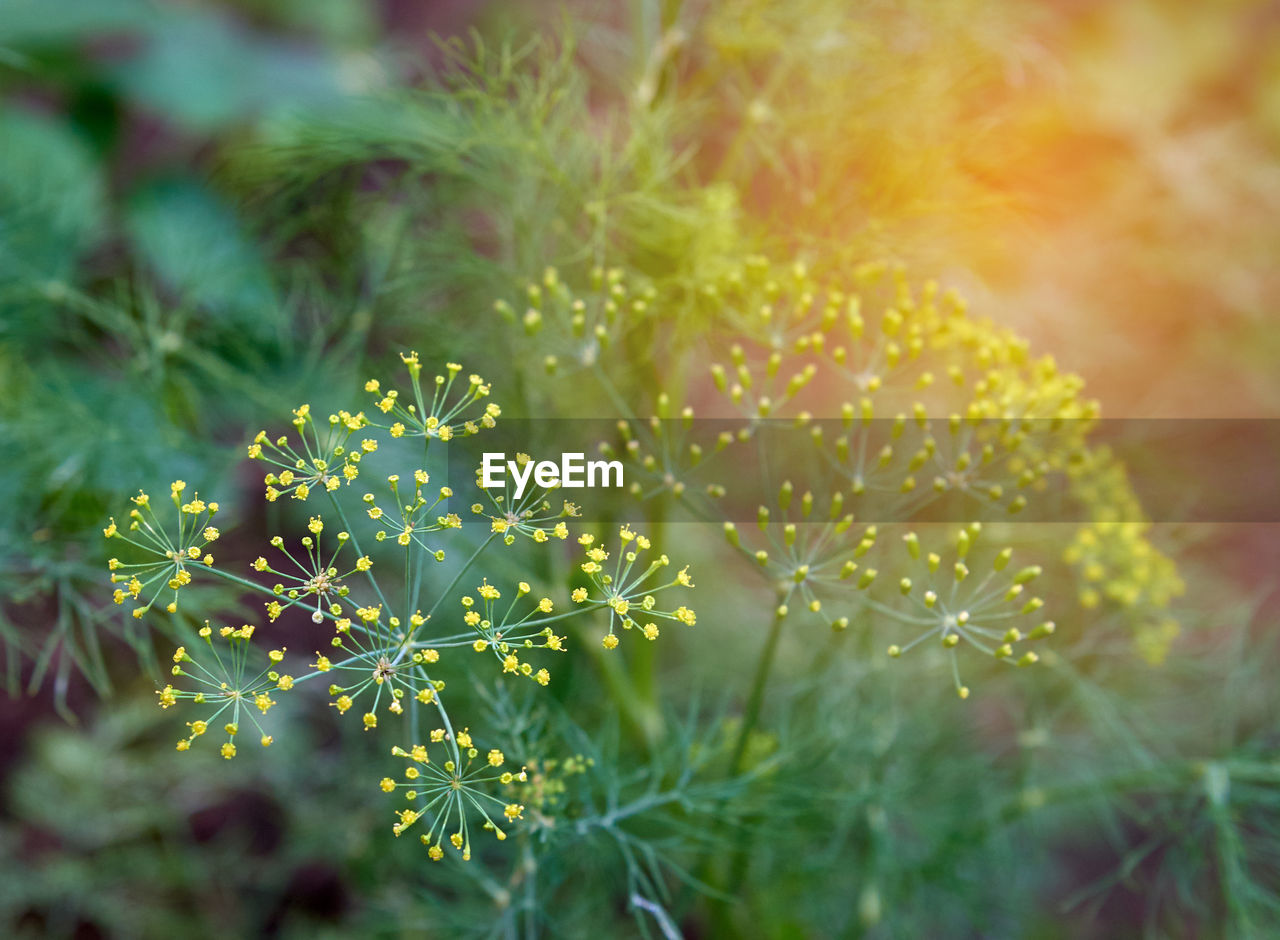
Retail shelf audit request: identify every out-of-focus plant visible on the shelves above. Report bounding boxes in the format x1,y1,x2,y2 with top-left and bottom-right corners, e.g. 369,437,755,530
480,219,1200,932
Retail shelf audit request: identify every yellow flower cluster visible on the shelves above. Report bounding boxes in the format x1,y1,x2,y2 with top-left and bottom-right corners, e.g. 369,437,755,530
470,462,578,545
253,522,366,624
684,256,1178,678
111,354,697,862
461,579,561,685
707,260,1097,519
506,753,594,815
105,481,220,619
363,470,459,555
384,735,529,860
248,407,368,502
1065,447,1185,663
160,623,291,755
874,524,1055,698
364,355,498,443
597,397,733,516
573,527,697,650
321,608,441,725
722,480,858,631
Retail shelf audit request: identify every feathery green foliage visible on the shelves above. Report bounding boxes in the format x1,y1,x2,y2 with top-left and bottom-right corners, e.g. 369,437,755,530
2,1,1278,937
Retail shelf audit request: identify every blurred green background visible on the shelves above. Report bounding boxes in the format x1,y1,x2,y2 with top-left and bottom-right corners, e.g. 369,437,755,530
2,0,1279,937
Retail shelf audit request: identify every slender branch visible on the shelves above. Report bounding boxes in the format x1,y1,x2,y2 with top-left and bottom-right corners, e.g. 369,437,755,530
326,488,394,613
729,590,790,775
425,532,500,621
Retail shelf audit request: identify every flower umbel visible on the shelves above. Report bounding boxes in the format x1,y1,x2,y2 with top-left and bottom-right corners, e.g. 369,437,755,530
875,524,1054,698
160,623,291,754
106,482,220,619
364,355,498,443
364,471,459,556
573,527,697,649
384,735,528,860
248,406,368,502
471,457,578,546
254,520,361,624
461,579,563,685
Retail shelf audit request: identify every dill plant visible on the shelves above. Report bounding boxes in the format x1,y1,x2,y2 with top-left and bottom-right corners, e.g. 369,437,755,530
0,2,1263,936
104,352,698,865
481,245,1195,931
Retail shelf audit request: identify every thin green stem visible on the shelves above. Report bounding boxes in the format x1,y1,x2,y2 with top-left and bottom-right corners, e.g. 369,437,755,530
203,566,278,598
425,532,500,621
326,489,393,613
729,594,788,776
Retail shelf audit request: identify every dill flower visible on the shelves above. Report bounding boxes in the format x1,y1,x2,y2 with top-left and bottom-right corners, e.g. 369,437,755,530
470,463,578,545
321,608,443,722
722,480,859,631
248,407,368,502
104,351,701,874
494,265,656,374
1064,520,1184,663
363,355,498,442
573,527,697,649
873,524,1055,698
701,255,828,364
706,259,1098,521
598,397,731,516
1064,445,1185,663
713,338,819,432
161,622,290,754
363,471,459,555
507,753,594,816
250,522,360,621
105,483,221,618
726,481,1056,693
460,579,564,684
383,737,529,860
691,255,1173,696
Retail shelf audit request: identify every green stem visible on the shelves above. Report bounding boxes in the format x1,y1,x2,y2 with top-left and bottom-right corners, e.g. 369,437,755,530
203,566,278,598
699,592,789,933
625,500,669,742
578,623,664,747
729,593,788,775
326,489,393,613
425,532,499,621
